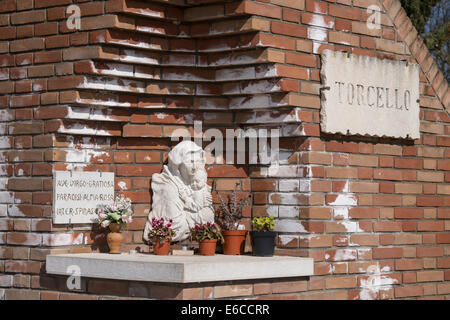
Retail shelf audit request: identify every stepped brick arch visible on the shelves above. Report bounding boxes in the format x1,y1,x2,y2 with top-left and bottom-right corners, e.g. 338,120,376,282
0,0,449,300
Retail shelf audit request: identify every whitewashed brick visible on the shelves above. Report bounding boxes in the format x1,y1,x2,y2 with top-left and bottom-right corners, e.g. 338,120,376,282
266,206,278,217
216,67,255,81
299,180,311,192
0,136,11,149
0,165,10,177
7,233,41,246
266,165,305,178
0,275,13,287
274,219,307,233
0,110,13,121
121,49,158,65
278,235,299,246
328,249,358,262
0,192,14,204
230,94,269,109
255,64,278,78
328,193,357,206
97,62,134,77
279,180,299,192
7,205,24,217
42,233,84,247
279,206,300,218
0,205,6,217
337,221,362,233
269,193,307,205
278,150,294,164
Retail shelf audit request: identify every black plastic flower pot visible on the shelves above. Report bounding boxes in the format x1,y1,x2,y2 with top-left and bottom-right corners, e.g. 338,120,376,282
250,231,277,257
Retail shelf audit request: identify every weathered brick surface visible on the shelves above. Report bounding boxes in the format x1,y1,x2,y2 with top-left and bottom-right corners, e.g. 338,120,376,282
0,0,448,301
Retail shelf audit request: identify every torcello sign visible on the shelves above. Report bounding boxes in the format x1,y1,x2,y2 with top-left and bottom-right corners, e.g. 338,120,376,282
320,50,420,139
53,171,115,224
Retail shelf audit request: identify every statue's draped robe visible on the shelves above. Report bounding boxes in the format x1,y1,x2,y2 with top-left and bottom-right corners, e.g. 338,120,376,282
143,166,214,242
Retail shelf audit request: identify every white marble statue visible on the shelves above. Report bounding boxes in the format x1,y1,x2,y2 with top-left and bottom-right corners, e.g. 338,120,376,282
143,141,214,242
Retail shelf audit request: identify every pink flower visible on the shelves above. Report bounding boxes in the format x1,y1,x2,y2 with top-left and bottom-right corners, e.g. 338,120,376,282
101,220,111,228
122,215,132,224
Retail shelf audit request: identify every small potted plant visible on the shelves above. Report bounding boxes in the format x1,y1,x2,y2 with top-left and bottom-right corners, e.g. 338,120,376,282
147,217,176,255
216,184,251,255
190,222,224,256
250,216,276,257
97,196,133,254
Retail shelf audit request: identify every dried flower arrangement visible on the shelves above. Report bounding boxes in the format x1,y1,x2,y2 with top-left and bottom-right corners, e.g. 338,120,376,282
215,183,252,231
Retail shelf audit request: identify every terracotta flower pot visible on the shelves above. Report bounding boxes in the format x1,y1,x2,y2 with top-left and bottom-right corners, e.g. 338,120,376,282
107,223,123,254
222,230,247,255
153,239,171,255
199,239,217,256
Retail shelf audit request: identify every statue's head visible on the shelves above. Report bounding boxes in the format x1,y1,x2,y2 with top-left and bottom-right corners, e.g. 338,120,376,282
168,141,206,184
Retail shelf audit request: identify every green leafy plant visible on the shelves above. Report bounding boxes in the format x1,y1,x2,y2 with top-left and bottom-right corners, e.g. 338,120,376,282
147,217,176,242
190,222,224,243
252,216,275,232
216,183,251,231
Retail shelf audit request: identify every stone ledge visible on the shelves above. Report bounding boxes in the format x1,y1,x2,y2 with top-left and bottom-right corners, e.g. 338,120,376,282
46,253,314,284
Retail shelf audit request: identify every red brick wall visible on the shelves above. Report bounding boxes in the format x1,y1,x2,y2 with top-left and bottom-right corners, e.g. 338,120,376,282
0,0,449,300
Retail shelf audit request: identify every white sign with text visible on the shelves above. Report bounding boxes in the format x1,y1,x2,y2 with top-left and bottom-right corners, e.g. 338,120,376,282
53,171,114,224
320,50,420,139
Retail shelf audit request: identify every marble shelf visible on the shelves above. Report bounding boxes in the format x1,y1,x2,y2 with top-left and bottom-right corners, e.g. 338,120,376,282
46,253,314,284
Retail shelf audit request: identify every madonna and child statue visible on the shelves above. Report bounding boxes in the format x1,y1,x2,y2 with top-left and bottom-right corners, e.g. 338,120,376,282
143,141,215,243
